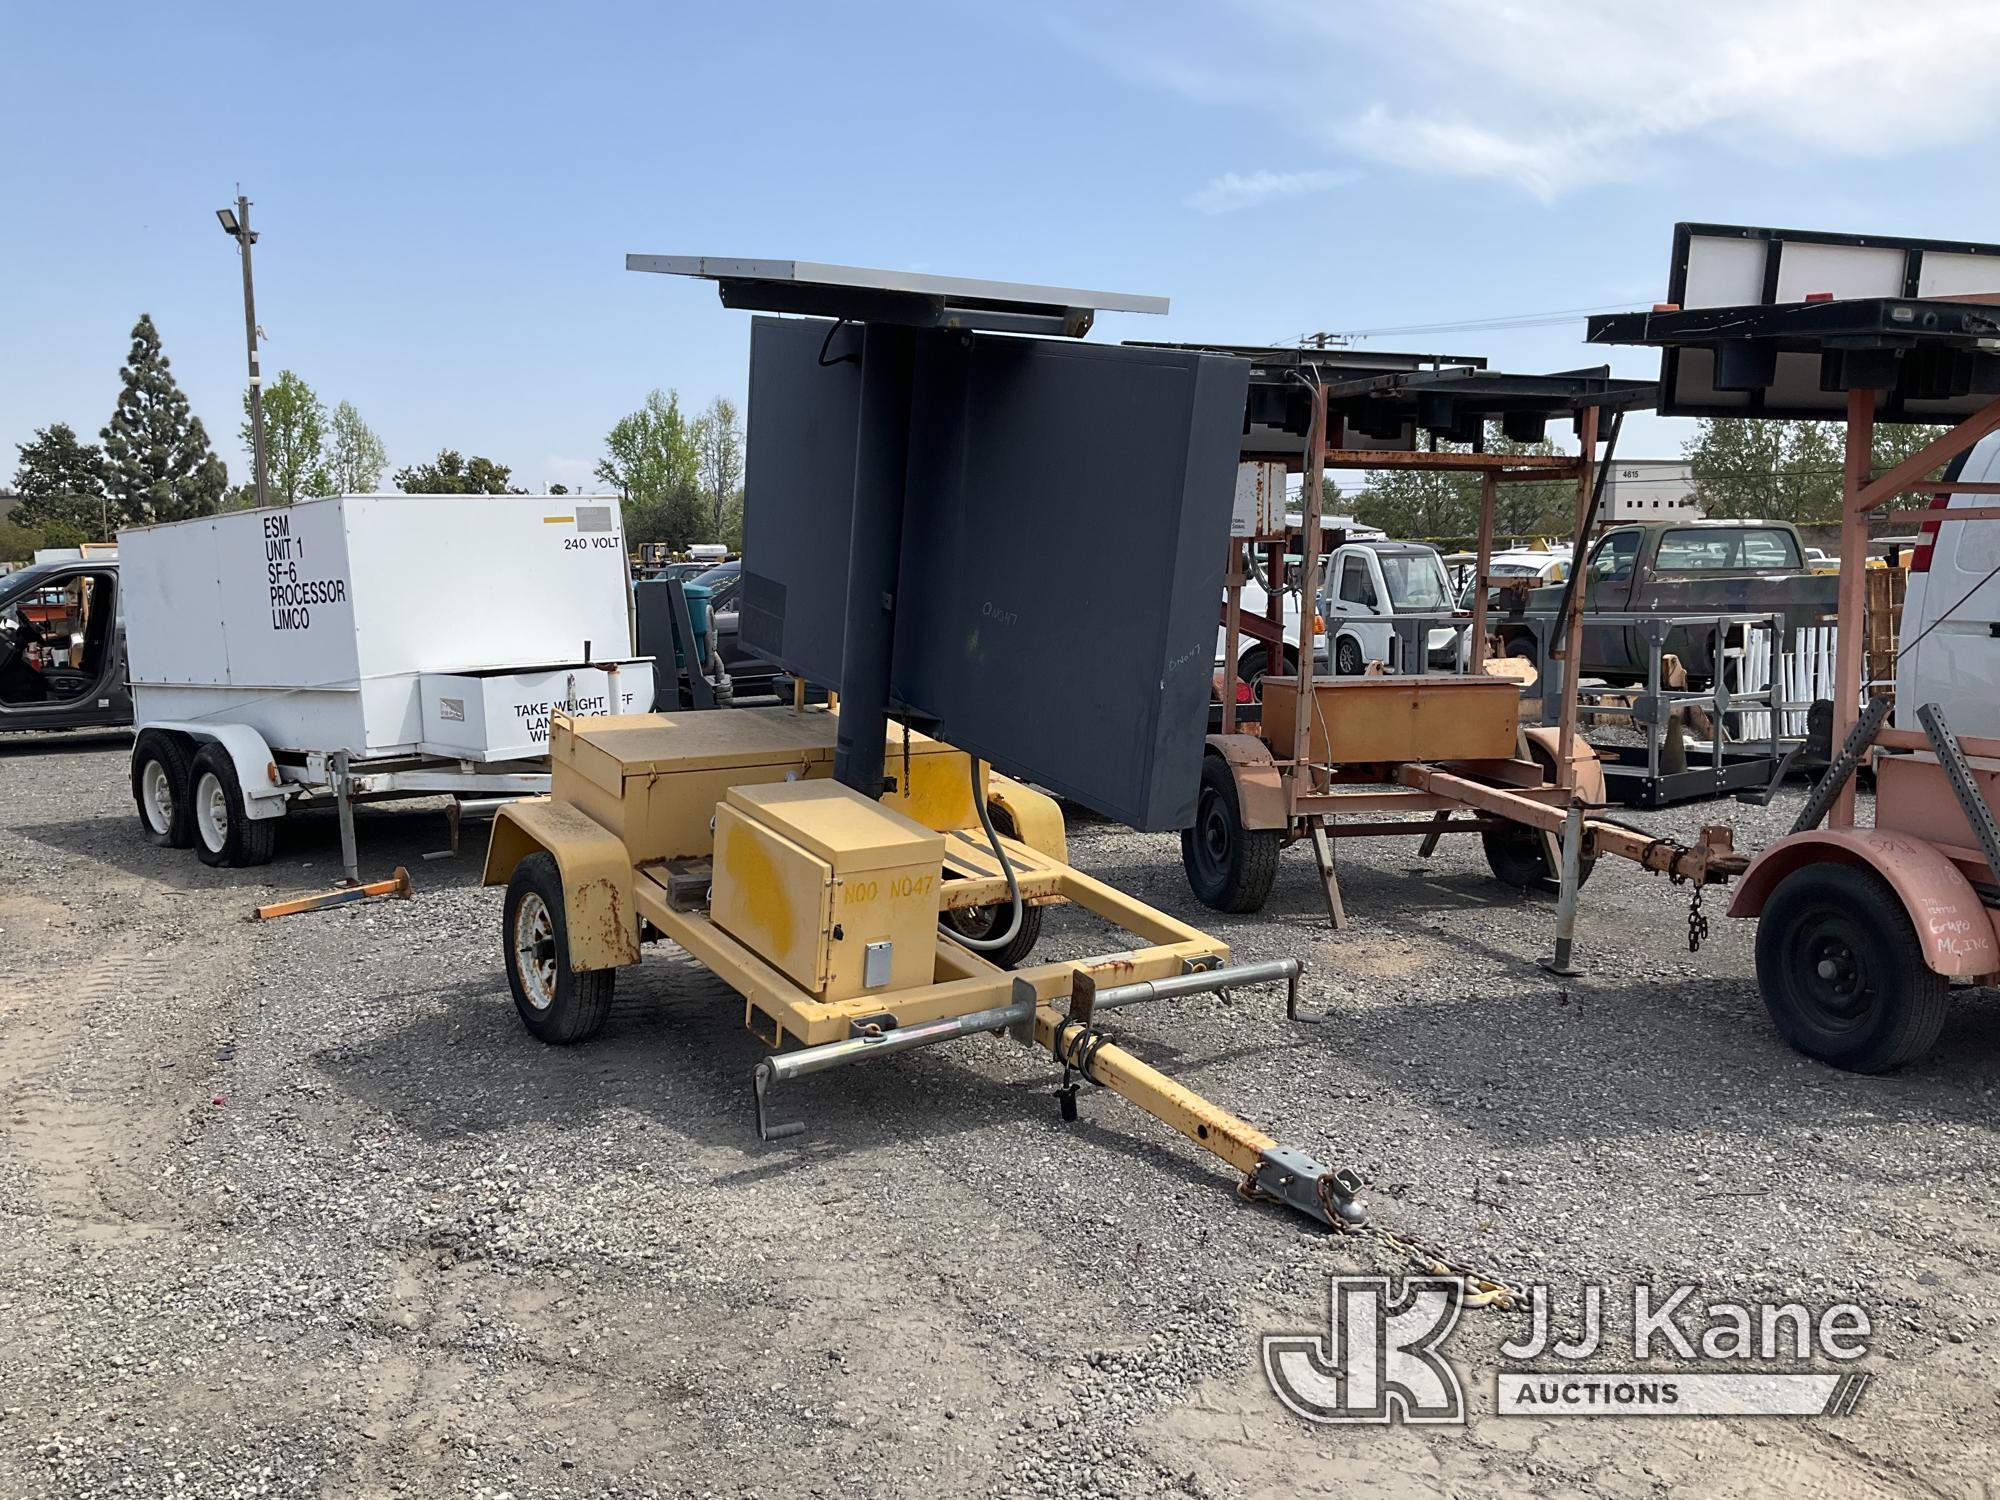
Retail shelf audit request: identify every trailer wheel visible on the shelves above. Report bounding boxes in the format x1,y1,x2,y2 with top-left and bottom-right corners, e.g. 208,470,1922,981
1755,863,1948,1073
504,852,615,1045
1182,755,1280,913
189,743,277,868
1481,824,1595,894
132,730,195,849
941,901,1043,968
1237,645,1295,701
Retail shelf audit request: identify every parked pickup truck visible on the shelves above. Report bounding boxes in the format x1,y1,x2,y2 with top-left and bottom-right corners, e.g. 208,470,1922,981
1498,519,1837,685
0,557,130,732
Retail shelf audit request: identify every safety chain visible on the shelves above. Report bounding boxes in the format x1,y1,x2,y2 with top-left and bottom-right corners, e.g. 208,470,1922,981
1664,864,1712,956
1236,1175,1524,1313
1667,866,1710,953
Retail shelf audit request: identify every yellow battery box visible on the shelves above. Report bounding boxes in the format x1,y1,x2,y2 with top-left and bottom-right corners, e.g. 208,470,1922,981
710,780,946,1003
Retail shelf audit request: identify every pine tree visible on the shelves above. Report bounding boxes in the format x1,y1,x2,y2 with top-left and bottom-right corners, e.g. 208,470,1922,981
100,314,228,524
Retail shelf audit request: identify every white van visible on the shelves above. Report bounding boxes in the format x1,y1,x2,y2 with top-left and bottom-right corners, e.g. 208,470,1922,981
1898,435,2000,738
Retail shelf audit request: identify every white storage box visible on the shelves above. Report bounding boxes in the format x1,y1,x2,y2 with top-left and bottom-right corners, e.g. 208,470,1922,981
120,494,650,756
419,661,657,762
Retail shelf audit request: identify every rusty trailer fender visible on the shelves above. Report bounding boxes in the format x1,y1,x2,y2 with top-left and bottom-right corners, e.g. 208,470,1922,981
1204,733,1290,831
1727,827,2000,979
483,796,641,972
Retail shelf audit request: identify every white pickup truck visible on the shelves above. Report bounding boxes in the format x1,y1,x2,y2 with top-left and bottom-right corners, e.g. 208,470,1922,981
1319,540,1469,676
1217,538,1469,691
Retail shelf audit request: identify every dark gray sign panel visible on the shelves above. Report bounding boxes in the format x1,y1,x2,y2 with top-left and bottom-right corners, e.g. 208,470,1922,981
738,318,1248,830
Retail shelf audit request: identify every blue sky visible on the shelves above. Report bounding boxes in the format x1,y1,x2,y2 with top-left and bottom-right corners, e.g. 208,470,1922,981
7,0,2000,491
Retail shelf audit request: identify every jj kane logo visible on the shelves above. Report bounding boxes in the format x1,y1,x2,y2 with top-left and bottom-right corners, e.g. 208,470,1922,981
1264,1277,1873,1424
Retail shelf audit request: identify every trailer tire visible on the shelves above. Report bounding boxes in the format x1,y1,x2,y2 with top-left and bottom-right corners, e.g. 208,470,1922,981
1237,645,1295,701
1182,754,1280,913
189,743,277,868
1755,863,1948,1073
941,901,1043,968
1480,825,1595,894
132,730,195,849
504,852,615,1045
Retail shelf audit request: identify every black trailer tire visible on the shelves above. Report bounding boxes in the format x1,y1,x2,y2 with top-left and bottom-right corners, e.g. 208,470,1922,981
1755,862,1948,1073
504,852,616,1045
188,743,278,868
1481,824,1596,894
1237,645,1296,702
941,900,1043,969
132,730,195,849
1182,755,1281,913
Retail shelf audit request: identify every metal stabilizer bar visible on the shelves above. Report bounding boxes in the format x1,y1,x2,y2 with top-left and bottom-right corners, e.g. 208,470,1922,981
753,999,1032,1140
1073,958,1302,1018
1793,693,1893,834
1917,702,2000,886
749,958,1367,1229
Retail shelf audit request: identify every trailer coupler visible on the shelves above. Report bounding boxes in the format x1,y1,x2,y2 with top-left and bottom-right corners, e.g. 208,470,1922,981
1244,1146,1369,1229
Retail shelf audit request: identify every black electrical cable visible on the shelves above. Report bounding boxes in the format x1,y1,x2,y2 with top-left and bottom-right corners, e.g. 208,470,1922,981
1892,555,2000,665
941,756,1023,952
818,318,859,367
1545,408,1626,655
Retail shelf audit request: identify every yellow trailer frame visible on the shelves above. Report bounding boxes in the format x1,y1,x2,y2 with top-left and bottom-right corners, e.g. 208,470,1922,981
482,706,1376,1236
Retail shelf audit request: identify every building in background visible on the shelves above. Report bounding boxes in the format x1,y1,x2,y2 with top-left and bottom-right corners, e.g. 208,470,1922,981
1601,460,1700,522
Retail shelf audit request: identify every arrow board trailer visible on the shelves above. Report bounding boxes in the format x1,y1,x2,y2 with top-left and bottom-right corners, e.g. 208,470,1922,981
118,494,653,875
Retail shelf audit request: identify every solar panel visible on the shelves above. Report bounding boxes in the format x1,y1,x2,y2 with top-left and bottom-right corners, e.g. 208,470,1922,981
628,255,1167,337
1609,224,2000,419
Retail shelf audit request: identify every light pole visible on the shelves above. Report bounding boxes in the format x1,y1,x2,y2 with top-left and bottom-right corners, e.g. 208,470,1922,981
217,196,269,507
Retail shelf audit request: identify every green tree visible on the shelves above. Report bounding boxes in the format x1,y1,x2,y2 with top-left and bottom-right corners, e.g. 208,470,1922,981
595,389,707,546
325,401,389,493
0,520,39,563
392,450,520,494
13,423,109,536
1683,418,1950,523
1349,430,1573,541
100,314,228,524
1318,476,1343,513
695,395,743,539
241,370,329,504
30,517,90,551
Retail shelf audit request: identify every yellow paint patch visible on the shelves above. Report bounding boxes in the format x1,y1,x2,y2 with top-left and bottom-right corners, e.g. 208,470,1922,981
542,515,575,524
716,812,794,965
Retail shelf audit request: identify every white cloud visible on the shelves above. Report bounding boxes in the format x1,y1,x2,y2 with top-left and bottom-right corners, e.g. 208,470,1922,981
1186,167,1357,215
1055,0,2000,202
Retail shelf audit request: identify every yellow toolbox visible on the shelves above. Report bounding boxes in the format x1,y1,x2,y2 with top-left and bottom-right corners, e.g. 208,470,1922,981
711,779,946,1003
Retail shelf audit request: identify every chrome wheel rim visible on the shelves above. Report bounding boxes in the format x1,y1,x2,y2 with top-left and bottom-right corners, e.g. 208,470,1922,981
142,760,174,833
514,893,558,1011
195,771,229,852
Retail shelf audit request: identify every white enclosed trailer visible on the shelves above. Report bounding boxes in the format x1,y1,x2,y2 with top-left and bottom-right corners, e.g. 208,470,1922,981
119,493,653,875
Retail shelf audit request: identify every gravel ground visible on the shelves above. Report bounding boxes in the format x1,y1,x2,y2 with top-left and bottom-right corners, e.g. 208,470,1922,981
3,727,1998,1498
